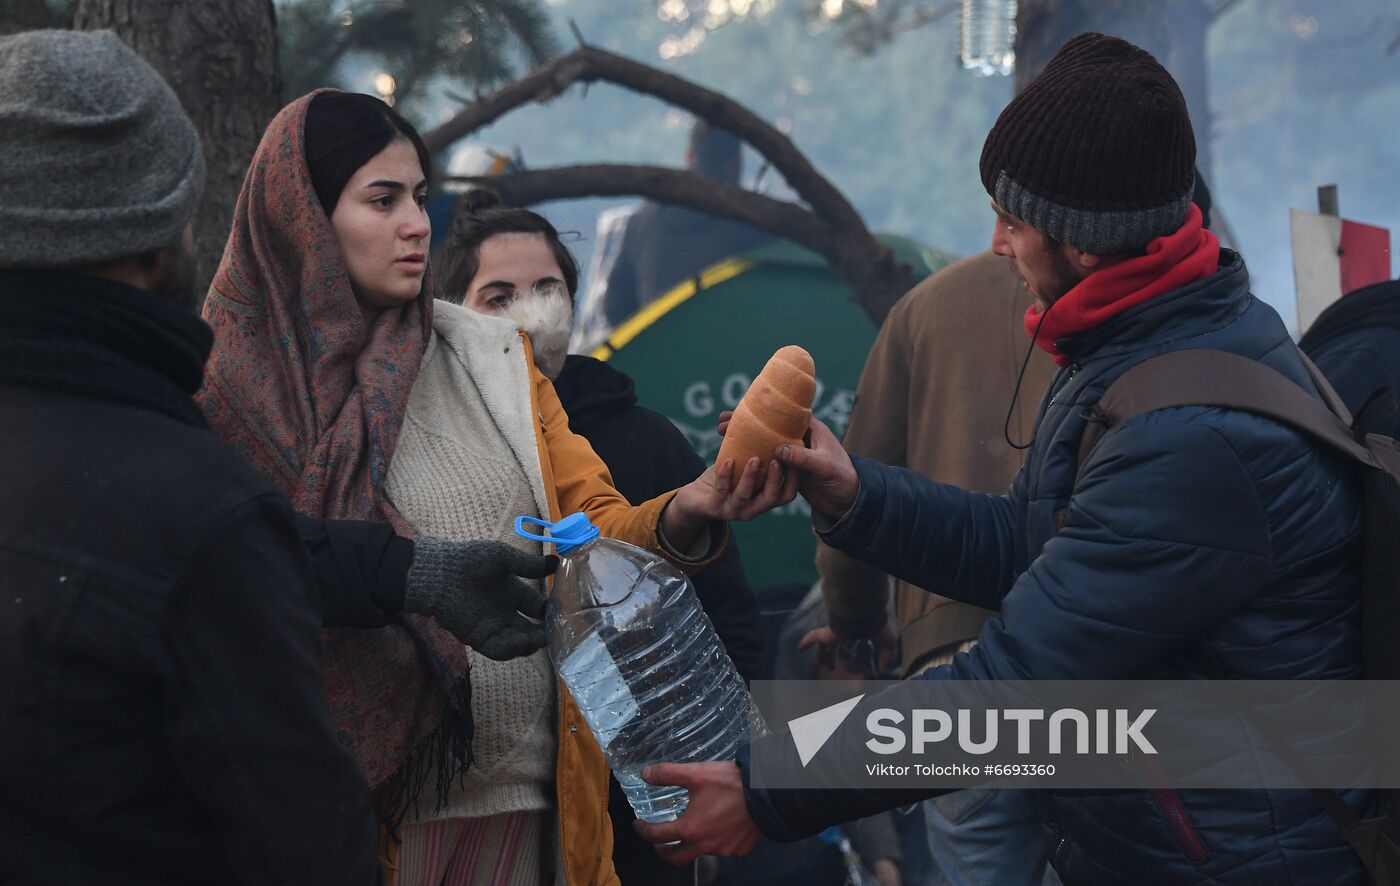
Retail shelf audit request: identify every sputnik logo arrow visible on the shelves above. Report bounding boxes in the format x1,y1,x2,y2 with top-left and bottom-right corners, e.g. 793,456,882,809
788,694,865,767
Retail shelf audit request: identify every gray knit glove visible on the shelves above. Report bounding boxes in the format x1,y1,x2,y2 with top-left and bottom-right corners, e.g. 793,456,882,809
405,538,555,661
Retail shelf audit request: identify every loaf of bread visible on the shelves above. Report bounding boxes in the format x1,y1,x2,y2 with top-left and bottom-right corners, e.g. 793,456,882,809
716,345,816,476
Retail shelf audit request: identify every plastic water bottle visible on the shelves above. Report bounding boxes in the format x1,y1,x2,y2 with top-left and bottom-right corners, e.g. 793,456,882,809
960,0,1016,77
819,826,877,886
515,513,764,824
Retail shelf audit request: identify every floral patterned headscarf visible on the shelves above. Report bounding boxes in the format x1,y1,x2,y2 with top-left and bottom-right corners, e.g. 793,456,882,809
198,91,469,799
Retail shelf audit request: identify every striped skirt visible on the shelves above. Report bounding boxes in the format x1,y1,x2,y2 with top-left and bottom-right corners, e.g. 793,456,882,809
395,812,548,886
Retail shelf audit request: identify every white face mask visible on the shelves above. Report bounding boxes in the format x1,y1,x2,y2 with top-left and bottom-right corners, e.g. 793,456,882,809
501,281,573,380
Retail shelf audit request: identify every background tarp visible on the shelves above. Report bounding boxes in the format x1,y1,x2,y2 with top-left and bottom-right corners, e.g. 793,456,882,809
597,235,950,596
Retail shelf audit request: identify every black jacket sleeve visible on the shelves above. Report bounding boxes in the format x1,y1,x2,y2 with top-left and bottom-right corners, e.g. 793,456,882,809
580,406,765,683
294,513,413,628
635,413,764,683
163,495,382,885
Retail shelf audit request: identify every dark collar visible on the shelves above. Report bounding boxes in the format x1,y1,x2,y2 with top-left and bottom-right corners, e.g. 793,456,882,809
1299,279,1400,356
0,269,213,426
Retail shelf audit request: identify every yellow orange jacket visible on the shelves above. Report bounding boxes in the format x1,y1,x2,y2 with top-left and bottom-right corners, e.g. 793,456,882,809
411,300,722,885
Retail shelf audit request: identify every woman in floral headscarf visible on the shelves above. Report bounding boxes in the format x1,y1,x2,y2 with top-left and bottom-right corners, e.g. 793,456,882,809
199,90,793,885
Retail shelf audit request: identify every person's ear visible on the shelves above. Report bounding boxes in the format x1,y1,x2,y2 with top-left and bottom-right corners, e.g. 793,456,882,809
142,224,195,280
1067,245,1104,273
135,244,181,285
136,247,168,276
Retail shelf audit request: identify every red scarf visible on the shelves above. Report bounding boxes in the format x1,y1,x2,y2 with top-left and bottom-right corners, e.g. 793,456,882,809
1025,205,1221,366
198,92,468,795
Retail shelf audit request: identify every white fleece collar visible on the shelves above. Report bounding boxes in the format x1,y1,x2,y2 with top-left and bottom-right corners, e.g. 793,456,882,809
425,298,552,521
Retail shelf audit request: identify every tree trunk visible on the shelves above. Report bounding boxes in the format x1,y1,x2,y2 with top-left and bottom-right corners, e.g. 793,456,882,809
1015,0,1215,182
0,0,62,34
74,0,282,308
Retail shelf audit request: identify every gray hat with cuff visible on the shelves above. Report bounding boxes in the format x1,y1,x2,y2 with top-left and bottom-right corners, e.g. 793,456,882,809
0,30,205,268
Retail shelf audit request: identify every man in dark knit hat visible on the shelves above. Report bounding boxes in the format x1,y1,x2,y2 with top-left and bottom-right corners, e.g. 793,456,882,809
636,33,1368,884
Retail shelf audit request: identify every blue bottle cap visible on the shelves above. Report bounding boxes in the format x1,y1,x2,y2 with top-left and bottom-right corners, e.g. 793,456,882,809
514,512,601,554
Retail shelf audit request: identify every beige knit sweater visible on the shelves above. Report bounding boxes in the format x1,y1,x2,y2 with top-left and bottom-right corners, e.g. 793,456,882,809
387,301,559,822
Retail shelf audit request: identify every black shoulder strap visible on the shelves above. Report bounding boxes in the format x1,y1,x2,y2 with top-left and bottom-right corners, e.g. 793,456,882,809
1075,348,1385,481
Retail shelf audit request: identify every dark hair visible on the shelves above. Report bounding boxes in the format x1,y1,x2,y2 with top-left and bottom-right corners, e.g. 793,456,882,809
303,91,432,214
435,189,580,303
688,120,742,183
1192,165,1212,231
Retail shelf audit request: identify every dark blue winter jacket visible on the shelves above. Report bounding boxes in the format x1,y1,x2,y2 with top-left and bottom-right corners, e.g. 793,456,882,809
743,250,1369,884
1301,279,1400,439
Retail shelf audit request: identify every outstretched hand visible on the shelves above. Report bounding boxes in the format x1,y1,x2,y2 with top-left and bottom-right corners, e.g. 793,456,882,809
404,538,553,661
663,429,801,549
721,413,861,522
673,453,799,522
632,761,761,866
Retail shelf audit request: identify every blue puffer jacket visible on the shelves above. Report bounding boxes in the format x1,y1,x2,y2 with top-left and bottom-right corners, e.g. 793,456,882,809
1301,279,1400,439
744,250,1369,884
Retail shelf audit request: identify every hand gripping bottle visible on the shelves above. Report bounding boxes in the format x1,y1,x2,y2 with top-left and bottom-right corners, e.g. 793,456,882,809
515,513,764,823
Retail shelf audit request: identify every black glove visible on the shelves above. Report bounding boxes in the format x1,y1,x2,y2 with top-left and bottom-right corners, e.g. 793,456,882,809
405,537,555,661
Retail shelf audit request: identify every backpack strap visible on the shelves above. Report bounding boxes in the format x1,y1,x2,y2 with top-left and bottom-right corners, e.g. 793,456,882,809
1296,349,1358,426
1075,348,1383,483
1077,348,1400,880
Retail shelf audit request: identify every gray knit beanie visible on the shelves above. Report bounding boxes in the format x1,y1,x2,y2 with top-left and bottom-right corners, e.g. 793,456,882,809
0,30,205,268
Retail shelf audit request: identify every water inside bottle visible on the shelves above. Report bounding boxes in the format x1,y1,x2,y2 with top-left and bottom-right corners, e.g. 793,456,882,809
555,564,757,824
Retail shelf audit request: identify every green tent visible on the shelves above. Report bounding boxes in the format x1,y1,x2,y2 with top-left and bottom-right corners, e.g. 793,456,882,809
595,236,950,595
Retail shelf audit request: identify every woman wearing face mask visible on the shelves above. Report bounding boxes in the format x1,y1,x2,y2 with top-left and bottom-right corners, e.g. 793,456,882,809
200,91,793,886
438,190,767,886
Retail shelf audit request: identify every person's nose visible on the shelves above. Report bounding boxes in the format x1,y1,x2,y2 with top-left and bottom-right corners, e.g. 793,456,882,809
401,206,431,242
991,222,1012,258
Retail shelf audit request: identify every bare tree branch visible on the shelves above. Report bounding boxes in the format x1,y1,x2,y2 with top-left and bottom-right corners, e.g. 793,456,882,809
451,164,913,324
568,17,587,48
421,51,592,153
422,47,914,323
449,165,836,249
420,46,870,242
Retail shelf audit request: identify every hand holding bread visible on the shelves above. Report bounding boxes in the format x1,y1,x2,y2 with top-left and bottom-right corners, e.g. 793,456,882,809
659,346,816,548
715,346,816,476
709,344,858,521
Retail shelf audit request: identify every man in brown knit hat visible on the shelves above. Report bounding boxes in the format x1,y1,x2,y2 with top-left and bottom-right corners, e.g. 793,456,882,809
638,33,1369,885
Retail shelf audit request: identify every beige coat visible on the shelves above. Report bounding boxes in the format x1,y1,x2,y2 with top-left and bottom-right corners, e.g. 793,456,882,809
393,301,722,885
816,250,1056,675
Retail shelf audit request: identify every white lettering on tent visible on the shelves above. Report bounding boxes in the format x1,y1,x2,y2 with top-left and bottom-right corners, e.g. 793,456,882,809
683,381,714,417
722,373,752,408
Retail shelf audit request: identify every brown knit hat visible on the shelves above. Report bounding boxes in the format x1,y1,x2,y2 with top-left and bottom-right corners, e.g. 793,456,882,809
980,32,1195,255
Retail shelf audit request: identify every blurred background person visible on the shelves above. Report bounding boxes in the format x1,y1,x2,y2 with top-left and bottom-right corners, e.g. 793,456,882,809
1300,278,1400,438
588,118,775,334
